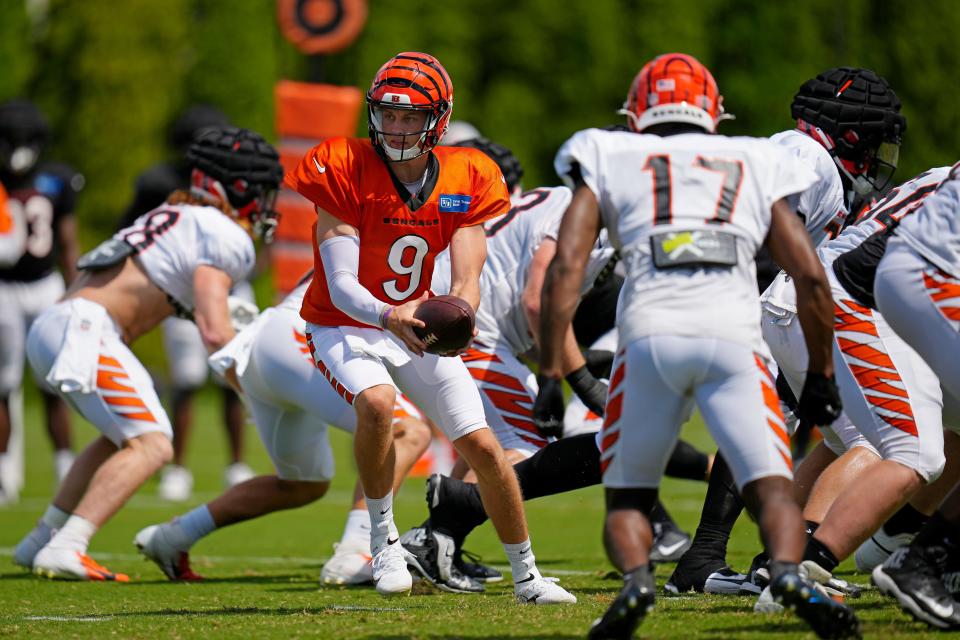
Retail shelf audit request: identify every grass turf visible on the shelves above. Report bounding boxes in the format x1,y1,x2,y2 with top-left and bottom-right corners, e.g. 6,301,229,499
0,384,945,638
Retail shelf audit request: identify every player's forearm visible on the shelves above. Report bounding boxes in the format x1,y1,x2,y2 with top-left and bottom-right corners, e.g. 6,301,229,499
320,235,390,327
539,258,586,377
447,280,480,312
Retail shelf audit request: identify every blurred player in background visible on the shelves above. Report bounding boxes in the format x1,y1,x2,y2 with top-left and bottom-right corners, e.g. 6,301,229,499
542,53,859,638
285,51,575,603
13,127,282,581
119,105,255,501
0,99,83,503
0,183,26,267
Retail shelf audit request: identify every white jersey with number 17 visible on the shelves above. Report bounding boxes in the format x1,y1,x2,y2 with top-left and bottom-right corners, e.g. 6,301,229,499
555,128,817,350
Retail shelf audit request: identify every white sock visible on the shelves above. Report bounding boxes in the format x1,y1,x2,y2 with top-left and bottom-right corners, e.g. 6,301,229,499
340,509,371,546
170,504,216,550
41,505,70,530
54,450,75,482
49,515,97,554
365,493,399,554
504,538,541,583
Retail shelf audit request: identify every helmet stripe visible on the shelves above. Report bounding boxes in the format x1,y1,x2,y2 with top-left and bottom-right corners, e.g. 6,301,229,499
380,64,443,99
394,54,451,94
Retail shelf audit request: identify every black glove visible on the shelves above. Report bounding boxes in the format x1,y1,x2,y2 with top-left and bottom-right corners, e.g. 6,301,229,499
583,349,615,380
565,365,608,416
798,372,842,426
533,376,565,439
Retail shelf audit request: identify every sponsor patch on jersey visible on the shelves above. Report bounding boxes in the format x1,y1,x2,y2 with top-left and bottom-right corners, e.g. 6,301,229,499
439,194,471,213
650,229,737,269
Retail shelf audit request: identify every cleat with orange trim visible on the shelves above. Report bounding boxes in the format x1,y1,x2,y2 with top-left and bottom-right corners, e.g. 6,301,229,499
32,546,129,582
320,541,373,585
134,524,202,581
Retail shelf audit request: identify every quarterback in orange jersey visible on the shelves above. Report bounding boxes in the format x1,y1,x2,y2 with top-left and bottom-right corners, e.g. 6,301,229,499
285,51,575,604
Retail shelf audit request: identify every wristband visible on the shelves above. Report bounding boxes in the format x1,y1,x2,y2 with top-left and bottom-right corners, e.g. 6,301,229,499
379,305,394,330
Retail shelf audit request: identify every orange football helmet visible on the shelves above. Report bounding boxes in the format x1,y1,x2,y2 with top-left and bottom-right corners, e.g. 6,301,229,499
619,53,731,134
367,52,453,162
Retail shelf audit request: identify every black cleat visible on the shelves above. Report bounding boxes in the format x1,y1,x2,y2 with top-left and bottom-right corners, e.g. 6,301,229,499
664,556,727,594
589,570,656,640
454,548,502,583
400,526,483,594
873,546,960,630
771,571,861,639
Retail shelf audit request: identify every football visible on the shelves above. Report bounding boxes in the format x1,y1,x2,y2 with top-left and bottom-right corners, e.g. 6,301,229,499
413,294,475,354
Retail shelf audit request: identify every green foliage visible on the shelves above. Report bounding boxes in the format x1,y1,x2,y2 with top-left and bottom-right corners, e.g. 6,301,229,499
0,1,35,99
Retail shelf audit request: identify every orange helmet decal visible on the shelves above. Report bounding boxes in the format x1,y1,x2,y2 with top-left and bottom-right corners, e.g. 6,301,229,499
620,53,730,134
367,52,454,162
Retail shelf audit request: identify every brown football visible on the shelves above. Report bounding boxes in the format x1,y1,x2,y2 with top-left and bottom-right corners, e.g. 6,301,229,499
413,295,476,354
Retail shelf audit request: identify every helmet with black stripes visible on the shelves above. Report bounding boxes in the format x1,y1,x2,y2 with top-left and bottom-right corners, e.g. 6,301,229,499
187,127,284,241
366,51,453,162
452,137,524,193
619,53,732,134
792,67,906,195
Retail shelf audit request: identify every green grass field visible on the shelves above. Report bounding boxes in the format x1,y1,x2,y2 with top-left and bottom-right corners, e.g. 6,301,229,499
0,384,944,638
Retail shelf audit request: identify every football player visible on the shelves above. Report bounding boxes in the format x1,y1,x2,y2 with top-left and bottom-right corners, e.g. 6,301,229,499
754,166,955,614
12,127,282,581
133,271,431,583
285,52,575,603
119,105,255,501
402,137,709,592
872,164,960,628
666,67,910,596
0,99,83,502
541,53,859,638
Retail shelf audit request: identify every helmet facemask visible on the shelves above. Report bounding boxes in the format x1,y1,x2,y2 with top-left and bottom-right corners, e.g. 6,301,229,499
368,100,448,162
190,168,280,242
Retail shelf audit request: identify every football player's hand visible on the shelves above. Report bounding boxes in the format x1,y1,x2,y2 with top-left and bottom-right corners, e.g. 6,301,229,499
798,372,842,426
384,292,429,356
533,376,565,439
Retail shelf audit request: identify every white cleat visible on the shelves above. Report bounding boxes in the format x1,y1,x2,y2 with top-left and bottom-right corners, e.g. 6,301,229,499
754,585,783,613
13,523,54,569
320,541,373,585
514,576,577,605
134,524,202,581
855,527,914,573
158,465,193,502
223,462,255,488
372,542,412,596
32,545,129,581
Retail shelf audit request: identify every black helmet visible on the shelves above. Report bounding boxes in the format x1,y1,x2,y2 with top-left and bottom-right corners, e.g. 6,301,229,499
171,104,231,152
453,137,524,193
0,99,51,175
186,127,284,241
792,67,906,194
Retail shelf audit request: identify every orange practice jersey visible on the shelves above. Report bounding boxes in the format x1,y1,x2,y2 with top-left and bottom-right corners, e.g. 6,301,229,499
285,137,510,327
0,184,10,233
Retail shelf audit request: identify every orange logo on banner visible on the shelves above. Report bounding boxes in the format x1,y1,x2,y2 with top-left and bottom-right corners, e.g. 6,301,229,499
277,0,367,55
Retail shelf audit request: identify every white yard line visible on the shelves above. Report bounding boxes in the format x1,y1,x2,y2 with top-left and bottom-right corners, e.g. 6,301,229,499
24,615,113,622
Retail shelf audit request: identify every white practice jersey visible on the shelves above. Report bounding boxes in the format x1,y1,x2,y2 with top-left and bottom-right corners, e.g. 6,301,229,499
770,129,847,247
118,204,255,312
276,276,311,317
555,128,816,349
431,186,617,355
818,166,951,265
896,163,960,279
